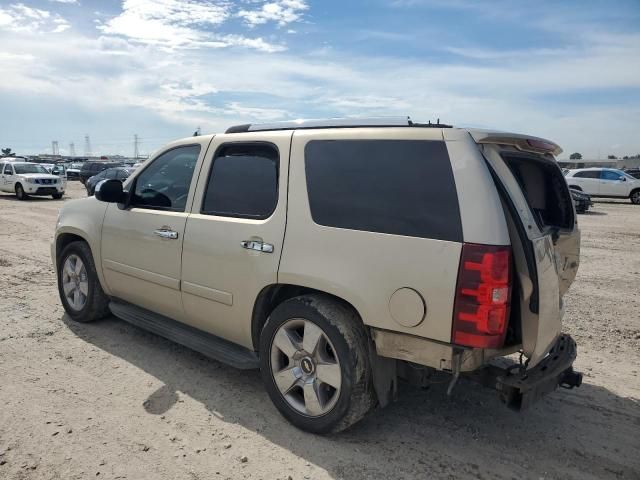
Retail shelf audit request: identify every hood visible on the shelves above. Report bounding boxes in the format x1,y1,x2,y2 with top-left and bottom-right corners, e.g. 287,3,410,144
18,173,60,180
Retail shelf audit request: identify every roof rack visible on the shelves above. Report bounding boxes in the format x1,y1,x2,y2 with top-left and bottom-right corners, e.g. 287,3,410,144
225,116,452,134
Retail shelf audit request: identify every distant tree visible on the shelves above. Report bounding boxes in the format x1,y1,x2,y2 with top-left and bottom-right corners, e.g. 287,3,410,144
623,156,629,160
1,147,13,156
569,152,582,160
607,155,617,159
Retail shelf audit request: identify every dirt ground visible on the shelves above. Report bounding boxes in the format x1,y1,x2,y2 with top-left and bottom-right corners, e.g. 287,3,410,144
0,181,638,480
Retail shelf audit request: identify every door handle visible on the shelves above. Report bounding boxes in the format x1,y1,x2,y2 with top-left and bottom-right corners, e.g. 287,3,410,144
153,228,179,240
241,240,274,253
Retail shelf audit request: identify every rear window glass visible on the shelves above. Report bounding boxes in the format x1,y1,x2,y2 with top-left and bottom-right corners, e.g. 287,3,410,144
304,140,462,242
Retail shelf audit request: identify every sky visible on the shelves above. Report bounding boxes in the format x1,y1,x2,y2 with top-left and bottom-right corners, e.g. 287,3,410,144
0,0,639,159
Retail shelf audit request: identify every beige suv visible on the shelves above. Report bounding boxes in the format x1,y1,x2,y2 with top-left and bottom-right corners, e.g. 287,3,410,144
52,117,583,433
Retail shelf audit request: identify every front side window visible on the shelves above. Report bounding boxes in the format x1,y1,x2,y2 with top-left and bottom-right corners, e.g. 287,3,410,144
2,164,11,175
201,143,279,219
305,140,462,241
130,145,200,212
601,170,624,181
574,170,600,178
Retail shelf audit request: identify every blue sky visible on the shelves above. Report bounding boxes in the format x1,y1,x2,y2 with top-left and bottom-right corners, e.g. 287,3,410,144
1,0,639,158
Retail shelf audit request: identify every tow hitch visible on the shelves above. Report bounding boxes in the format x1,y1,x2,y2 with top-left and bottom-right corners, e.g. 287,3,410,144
467,334,582,411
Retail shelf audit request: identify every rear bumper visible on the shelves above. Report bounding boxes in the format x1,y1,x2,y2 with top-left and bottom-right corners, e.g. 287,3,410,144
467,334,581,410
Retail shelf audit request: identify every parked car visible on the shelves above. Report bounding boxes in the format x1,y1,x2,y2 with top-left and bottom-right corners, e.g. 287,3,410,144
65,163,83,180
623,168,640,179
85,167,135,196
570,189,592,213
564,168,640,204
52,117,582,433
1,161,65,199
79,161,123,185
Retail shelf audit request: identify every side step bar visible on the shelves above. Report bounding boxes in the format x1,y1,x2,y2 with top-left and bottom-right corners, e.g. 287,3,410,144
109,300,260,370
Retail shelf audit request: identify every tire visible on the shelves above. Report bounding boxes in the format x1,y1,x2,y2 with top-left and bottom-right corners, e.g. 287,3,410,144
52,192,63,199
57,241,110,323
15,183,28,200
630,190,640,205
259,294,375,434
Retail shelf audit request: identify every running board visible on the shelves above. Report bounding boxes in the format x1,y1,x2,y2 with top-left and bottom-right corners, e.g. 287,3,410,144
109,300,259,370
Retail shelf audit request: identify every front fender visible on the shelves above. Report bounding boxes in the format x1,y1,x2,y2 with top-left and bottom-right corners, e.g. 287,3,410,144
53,197,111,295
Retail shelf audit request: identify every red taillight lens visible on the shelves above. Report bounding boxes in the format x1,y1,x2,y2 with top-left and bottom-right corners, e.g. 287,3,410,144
452,244,512,349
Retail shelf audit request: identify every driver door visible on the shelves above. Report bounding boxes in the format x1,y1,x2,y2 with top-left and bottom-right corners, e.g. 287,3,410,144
599,170,627,196
101,140,211,321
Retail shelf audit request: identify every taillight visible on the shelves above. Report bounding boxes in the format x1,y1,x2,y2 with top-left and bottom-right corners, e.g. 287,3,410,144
452,243,512,349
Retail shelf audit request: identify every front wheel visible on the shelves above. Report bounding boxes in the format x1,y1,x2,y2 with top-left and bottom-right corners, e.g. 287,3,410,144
259,295,375,434
52,192,63,199
57,241,110,322
15,184,28,200
630,190,640,205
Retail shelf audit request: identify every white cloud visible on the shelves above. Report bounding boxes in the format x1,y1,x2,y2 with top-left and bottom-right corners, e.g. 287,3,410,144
238,0,309,27
98,0,286,52
48,0,79,4
0,3,70,33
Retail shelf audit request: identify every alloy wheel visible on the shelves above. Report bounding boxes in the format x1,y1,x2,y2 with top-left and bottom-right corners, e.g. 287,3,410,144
62,254,89,311
270,318,342,417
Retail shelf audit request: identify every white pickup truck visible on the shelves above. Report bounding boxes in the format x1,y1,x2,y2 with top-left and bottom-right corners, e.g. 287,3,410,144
0,160,65,200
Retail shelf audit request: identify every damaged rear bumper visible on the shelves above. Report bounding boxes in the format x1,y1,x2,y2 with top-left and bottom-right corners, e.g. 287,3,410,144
467,334,582,410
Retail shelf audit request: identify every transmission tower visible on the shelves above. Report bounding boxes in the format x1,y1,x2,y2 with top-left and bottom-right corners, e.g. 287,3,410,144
134,134,140,159
84,134,92,157
52,141,59,156
69,142,76,157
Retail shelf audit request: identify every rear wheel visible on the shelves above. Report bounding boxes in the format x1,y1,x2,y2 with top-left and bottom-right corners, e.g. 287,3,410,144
259,294,375,433
630,190,640,205
57,241,110,323
15,184,28,200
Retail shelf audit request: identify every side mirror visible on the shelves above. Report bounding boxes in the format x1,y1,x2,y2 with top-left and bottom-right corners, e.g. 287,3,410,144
95,179,126,203
621,177,627,182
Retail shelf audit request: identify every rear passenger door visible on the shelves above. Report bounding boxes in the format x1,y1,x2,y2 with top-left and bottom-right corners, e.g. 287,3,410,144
180,131,291,348
572,170,601,195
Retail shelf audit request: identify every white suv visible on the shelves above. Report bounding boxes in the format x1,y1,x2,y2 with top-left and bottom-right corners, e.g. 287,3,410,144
52,117,583,433
565,167,640,204
0,161,65,200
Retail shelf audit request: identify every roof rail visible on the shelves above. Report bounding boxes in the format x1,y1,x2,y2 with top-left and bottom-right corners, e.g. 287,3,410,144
225,116,452,133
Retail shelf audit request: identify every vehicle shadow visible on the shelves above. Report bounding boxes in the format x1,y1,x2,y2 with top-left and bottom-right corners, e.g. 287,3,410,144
63,314,640,479
582,210,608,216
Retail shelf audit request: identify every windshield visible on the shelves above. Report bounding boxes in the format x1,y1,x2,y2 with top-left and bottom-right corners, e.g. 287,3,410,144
14,164,49,174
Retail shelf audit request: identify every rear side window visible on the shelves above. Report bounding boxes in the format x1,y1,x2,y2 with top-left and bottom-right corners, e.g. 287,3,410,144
574,170,600,178
304,140,462,241
201,143,279,219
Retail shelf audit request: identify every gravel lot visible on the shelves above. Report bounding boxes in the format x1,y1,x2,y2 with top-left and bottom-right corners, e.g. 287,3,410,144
1,182,639,480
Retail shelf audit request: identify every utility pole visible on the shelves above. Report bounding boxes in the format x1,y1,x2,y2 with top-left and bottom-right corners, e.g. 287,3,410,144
134,134,140,159
84,134,92,157
52,141,59,156
69,142,76,157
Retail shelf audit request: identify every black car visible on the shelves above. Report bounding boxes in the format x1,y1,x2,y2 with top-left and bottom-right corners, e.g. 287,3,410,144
624,168,640,179
86,167,135,196
79,161,123,185
570,188,593,214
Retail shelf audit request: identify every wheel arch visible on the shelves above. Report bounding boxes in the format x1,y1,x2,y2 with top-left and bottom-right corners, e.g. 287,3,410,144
251,283,365,352
568,185,582,191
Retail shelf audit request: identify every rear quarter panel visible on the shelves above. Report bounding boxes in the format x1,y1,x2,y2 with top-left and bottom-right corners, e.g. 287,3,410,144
279,127,462,343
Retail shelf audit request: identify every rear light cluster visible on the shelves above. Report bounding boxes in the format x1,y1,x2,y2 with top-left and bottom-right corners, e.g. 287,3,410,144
452,243,512,349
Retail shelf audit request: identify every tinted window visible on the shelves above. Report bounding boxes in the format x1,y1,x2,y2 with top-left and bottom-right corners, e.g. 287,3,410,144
574,170,600,178
116,169,129,180
93,170,108,181
305,140,462,241
601,170,624,181
202,143,278,219
131,145,200,212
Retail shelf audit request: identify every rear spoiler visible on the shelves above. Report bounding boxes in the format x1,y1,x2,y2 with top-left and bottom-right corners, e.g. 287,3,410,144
469,130,562,157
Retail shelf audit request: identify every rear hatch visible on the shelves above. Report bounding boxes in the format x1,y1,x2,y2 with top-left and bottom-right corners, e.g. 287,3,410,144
473,132,580,367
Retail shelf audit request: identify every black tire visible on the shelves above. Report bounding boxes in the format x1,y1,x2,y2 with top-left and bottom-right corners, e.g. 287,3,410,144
259,294,375,434
52,192,63,199
57,241,110,323
630,189,640,205
15,183,28,200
